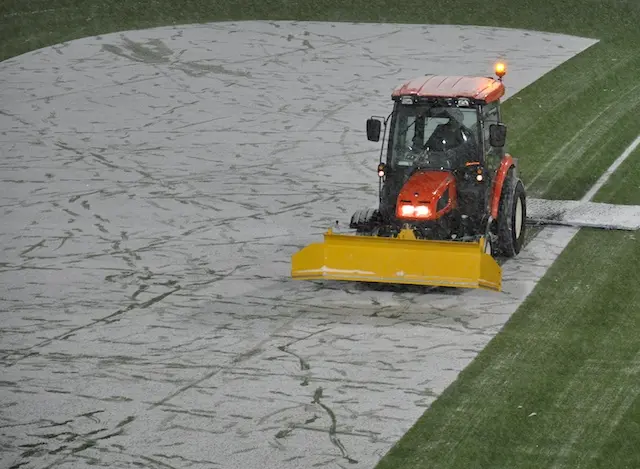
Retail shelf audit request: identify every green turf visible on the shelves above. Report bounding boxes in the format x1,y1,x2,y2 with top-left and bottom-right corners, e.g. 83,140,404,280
592,142,640,205
505,41,640,200
376,228,640,469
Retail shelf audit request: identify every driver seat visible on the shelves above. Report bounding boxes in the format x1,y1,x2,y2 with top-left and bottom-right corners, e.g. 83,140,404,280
425,123,466,151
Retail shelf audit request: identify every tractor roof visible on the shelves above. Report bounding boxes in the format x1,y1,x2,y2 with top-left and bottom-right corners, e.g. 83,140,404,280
392,75,505,103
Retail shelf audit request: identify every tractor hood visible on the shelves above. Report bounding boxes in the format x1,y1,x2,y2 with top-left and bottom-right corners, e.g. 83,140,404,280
395,170,457,221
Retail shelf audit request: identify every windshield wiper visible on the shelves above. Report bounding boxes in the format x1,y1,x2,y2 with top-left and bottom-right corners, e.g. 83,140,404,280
397,117,419,137
396,112,434,142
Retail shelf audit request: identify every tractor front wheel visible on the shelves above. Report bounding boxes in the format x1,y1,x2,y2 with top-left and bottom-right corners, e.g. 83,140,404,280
496,169,526,257
350,208,381,235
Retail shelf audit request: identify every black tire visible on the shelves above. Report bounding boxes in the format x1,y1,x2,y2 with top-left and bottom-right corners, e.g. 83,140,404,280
496,168,526,257
350,208,380,234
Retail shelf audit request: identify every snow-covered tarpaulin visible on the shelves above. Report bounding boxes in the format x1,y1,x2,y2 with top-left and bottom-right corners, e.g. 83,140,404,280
528,198,640,230
1,21,599,469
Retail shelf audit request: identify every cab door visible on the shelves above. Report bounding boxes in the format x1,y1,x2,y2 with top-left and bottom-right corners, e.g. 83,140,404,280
481,102,503,214
482,101,503,174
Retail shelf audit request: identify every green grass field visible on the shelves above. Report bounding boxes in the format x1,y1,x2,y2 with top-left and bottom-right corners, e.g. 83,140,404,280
377,229,640,469
594,143,640,205
2,1,639,468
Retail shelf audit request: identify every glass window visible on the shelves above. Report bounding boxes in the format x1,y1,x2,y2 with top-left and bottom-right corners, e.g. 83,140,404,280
482,103,500,147
482,102,501,170
389,104,479,171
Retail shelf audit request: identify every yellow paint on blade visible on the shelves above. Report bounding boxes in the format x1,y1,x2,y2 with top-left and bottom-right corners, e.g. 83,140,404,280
292,229,502,291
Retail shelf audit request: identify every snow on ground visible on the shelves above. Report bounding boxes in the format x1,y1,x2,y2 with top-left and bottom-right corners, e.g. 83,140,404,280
0,21,596,469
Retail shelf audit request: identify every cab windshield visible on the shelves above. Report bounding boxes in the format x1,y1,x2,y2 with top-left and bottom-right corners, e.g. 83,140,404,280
389,104,479,171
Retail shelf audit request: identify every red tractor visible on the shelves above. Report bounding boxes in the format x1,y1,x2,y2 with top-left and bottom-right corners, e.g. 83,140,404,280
292,63,527,291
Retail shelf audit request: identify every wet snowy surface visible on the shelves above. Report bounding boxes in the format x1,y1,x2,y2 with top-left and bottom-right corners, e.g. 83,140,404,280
0,21,596,469
528,198,640,230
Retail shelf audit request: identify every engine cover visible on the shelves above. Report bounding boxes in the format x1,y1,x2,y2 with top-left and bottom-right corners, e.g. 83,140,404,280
395,170,457,221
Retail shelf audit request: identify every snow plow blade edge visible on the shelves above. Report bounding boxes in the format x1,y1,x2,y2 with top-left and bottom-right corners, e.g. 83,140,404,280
291,229,502,291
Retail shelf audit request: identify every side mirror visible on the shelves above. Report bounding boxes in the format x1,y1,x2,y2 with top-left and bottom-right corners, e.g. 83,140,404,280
367,118,382,142
489,123,507,148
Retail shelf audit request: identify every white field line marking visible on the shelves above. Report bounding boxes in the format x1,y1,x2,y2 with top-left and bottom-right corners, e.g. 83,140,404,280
581,134,640,202
531,83,640,195
525,96,620,190
524,77,640,193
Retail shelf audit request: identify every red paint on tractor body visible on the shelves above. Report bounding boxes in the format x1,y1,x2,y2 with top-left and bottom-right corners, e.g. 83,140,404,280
396,170,457,221
490,154,515,218
392,75,505,103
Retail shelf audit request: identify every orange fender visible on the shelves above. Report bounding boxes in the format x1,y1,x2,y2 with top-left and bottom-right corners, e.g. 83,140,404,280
490,154,515,219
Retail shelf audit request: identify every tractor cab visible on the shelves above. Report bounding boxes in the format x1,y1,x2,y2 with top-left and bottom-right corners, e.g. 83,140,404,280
365,65,509,234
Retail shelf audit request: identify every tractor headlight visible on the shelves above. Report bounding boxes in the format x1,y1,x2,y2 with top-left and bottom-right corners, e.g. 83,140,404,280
401,205,415,216
400,204,430,218
415,205,429,216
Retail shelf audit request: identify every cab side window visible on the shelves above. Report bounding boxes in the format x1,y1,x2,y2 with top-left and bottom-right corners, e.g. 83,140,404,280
483,102,501,170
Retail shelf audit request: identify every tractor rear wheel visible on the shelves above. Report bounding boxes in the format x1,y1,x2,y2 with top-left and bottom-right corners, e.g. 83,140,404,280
496,168,526,257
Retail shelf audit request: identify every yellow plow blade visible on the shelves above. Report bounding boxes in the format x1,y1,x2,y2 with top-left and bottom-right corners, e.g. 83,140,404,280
291,228,502,291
